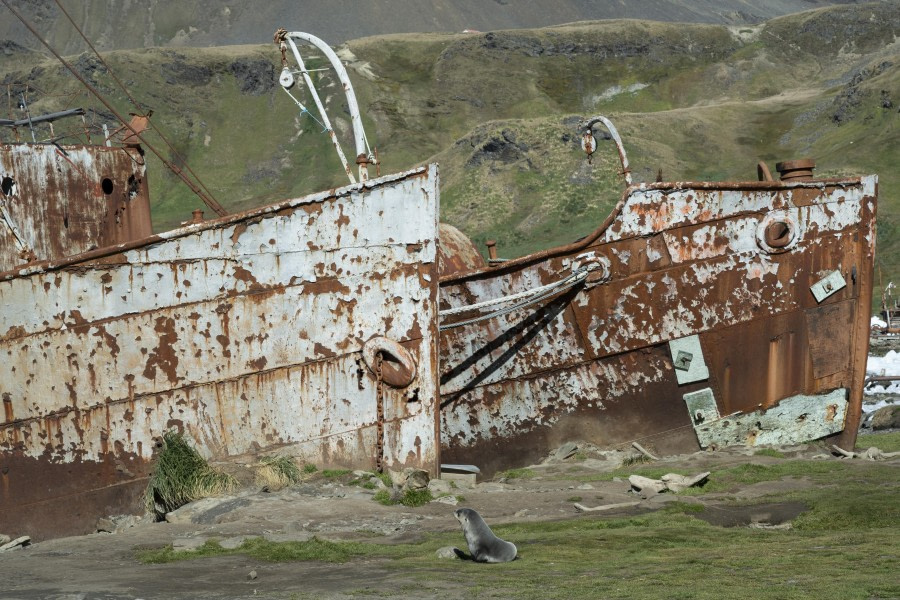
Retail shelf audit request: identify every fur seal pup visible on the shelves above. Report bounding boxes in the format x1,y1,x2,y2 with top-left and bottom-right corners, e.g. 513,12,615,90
454,508,518,563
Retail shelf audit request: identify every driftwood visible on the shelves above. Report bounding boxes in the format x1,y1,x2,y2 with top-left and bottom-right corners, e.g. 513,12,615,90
631,442,659,461
574,501,642,513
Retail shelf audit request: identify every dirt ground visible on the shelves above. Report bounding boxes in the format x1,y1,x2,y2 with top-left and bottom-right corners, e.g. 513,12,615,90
2,441,892,600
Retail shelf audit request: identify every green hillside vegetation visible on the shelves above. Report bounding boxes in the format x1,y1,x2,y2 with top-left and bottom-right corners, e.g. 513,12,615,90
0,3,897,297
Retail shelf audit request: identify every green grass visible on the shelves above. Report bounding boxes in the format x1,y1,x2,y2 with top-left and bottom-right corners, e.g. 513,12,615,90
138,536,381,564
372,488,434,507
136,466,900,599
321,469,352,478
372,490,393,506
753,448,787,459
132,451,899,599
857,431,900,453
501,468,537,480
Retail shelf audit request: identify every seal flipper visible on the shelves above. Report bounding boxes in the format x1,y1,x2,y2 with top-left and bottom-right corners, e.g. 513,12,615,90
453,547,472,560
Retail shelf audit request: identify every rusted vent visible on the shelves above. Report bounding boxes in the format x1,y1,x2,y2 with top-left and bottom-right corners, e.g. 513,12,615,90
775,159,815,181
485,240,498,261
764,220,793,248
757,211,799,253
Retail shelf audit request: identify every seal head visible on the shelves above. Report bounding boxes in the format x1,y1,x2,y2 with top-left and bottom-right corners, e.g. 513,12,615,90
454,508,518,563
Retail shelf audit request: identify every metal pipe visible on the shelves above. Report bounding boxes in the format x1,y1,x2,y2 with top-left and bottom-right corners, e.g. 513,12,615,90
0,108,86,127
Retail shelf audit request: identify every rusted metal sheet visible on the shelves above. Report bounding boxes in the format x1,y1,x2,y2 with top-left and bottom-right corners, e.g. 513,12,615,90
0,144,152,271
0,163,440,541
439,163,876,475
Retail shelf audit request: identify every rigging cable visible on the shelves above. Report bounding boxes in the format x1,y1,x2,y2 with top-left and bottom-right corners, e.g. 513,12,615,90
50,0,225,216
0,0,227,217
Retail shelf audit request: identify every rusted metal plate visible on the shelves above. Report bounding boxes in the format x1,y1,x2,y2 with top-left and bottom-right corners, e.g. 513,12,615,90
439,176,876,475
689,388,848,448
0,164,440,540
0,144,152,271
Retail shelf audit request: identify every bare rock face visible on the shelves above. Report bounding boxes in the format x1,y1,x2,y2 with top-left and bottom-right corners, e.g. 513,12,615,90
871,405,900,430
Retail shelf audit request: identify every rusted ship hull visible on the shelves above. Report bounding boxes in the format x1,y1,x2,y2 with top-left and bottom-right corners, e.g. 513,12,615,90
0,164,441,540
438,176,876,475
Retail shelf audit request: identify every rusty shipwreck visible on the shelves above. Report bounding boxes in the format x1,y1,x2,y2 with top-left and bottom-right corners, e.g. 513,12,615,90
0,25,878,541
438,117,876,475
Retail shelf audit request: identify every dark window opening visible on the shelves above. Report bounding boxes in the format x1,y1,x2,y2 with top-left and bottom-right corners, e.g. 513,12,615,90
101,177,114,195
1,176,15,197
127,174,140,200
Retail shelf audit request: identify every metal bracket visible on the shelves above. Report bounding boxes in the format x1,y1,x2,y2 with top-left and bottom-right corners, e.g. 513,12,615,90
668,335,709,384
810,270,846,303
683,387,720,425
674,350,693,372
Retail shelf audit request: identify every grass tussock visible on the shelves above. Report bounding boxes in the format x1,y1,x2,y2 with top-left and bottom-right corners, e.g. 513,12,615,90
144,431,238,518
372,488,434,507
621,453,653,467
255,455,303,490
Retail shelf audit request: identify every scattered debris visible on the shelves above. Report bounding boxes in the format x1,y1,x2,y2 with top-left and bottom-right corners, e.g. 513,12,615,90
0,535,30,552
628,472,710,497
440,464,480,487
831,445,900,460
95,514,146,534
631,442,659,461
661,472,711,493
628,475,668,497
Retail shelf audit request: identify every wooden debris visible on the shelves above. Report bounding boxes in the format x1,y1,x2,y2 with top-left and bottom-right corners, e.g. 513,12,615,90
631,442,659,461
574,501,642,513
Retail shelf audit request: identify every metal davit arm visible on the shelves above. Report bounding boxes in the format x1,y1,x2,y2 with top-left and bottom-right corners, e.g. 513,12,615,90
276,29,375,183
581,115,632,187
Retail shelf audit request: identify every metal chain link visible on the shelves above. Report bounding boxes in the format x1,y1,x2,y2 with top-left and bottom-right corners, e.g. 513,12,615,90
374,351,385,473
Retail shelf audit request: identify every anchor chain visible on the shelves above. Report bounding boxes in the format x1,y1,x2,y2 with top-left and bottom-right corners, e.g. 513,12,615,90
375,351,385,473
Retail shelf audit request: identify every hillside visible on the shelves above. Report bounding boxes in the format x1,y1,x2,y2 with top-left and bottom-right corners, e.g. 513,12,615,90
0,2,898,300
0,0,867,52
